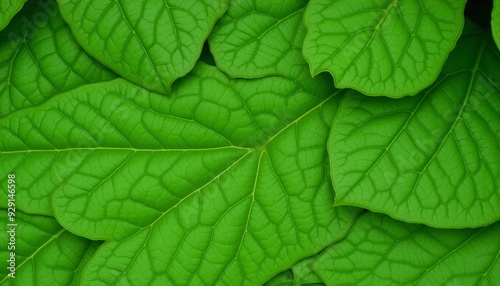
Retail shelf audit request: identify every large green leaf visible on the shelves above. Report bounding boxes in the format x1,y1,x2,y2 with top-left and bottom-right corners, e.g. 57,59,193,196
328,22,500,227
0,63,361,285
302,0,467,97
209,0,309,79
0,0,116,118
0,210,97,285
312,213,500,285
57,0,228,94
493,0,500,50
0,0,26,31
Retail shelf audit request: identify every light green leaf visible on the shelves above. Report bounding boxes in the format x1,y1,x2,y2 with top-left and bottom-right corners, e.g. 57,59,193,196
0,63,361,285
493,0,500,50
0,0,26,31
0,210,97,285
209,0,309,79
303,0,467,97
328,22,500,227
0,0,116,118
313,212,500,285
57,0,228,94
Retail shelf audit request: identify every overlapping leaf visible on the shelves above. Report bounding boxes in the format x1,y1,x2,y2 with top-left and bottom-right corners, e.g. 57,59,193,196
265,270,294,286
328,22,500,227
0,0,116,118
312,213,500,285
0,63,361,285
303,0,467,97
493,0,500,50
0,0,26,31
57,0,228,94
209,0,309,79
0,210,97,285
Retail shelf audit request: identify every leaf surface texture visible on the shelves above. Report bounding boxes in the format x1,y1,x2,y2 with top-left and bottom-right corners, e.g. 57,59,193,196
313,213,500,285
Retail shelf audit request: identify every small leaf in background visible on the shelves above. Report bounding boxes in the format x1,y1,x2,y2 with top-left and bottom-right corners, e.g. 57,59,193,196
57,0,228,94
69,241,102,286
264,270,294,286
493,0,500,50
0,0,26,31
0,63,361,285
328,21,500,228
303,0,467,97
291,255,325,285
0,210,96,286
209,0,309,79
0,0,116,118
265,254,326,285
312,212,500,285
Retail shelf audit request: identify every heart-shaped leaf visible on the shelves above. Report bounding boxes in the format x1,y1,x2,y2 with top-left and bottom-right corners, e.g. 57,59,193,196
209,0,309,79
303,0,467,97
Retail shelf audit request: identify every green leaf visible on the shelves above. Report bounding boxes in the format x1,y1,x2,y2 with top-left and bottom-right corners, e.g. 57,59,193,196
312,212,500,285
0,0,116,118
0,63,361,285
57,0,228,94
0,0,26,31
328,21,500,227
303,0,467,97
0,210,97,285
493,0,500,51
209,0,309,79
